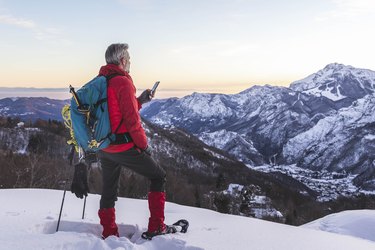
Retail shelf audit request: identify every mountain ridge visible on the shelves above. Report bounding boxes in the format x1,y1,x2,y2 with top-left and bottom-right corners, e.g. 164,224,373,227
1,63,375,194
140,63,375,191
290,63,375,101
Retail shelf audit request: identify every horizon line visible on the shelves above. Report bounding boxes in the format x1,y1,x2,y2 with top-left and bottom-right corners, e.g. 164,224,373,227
0,83,281,92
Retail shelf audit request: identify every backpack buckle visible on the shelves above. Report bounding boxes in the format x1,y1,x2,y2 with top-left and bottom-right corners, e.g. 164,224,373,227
88,139,100,149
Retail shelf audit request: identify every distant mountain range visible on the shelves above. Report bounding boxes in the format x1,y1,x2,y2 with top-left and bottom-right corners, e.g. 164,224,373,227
1,63,375,193
141,63,375,190
0,87,66,92
0,97,69,121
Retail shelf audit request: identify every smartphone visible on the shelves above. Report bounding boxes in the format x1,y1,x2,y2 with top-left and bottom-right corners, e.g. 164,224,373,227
150,81,160,96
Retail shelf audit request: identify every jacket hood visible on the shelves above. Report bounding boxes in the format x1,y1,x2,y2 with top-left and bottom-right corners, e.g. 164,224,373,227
98,64,128,77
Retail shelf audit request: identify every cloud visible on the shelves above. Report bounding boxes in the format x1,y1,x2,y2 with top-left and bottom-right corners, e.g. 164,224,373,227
317,0,375,21
0,13,71,44
0,14,36,28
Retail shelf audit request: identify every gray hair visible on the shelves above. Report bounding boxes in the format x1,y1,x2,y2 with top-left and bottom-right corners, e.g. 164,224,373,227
105,43,129,65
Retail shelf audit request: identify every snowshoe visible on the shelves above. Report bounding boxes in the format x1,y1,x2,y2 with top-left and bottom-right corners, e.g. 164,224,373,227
173,219,189,233
141,219,189,240
141,224,177,240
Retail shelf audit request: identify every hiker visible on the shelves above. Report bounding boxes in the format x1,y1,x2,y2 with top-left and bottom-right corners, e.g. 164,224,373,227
96,43,174,239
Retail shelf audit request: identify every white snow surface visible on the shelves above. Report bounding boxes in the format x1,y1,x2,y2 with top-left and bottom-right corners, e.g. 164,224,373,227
303,210,375,243
302,85,346,101
1,189,375,250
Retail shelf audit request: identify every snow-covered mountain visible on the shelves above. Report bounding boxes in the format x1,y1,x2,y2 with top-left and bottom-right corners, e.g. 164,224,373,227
290,63,375,103
283,95,375,175
0,97,68,121
142,85,338,164
199,129,264,165
2,189,375,250
1,63,375,198
141,63,375,192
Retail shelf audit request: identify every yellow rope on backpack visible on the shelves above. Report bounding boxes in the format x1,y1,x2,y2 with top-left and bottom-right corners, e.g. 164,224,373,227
61,104,79,152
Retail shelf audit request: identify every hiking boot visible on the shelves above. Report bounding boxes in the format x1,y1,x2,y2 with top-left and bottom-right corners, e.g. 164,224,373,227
147,192,166,232
98,208,119,239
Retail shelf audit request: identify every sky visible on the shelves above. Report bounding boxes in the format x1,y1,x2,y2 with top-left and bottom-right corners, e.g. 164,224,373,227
0,0,375,97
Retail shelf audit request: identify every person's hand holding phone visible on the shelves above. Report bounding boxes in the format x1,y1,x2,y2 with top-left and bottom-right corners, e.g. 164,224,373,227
137,81,160,105
150,81,160,97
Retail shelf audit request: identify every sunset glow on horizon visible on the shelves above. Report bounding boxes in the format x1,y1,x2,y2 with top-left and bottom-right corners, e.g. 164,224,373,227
1,0,375,97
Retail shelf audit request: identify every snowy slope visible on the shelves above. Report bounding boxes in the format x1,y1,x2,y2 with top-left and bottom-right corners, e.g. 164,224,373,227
199,129,264,165
303,210,375,243
1,189,375,250
282,94,375,173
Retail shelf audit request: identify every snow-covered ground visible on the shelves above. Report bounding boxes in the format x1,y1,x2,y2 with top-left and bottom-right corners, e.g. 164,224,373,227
303,210,375,243
1,189,375,250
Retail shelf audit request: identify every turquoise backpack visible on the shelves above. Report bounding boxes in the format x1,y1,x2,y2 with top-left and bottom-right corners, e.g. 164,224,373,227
67,75,132,152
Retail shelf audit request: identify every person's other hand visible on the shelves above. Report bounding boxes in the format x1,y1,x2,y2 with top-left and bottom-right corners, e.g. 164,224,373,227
71,162,90,199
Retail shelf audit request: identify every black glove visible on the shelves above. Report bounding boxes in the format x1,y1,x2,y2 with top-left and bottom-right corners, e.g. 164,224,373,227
71,162,90,199
137,89,152,105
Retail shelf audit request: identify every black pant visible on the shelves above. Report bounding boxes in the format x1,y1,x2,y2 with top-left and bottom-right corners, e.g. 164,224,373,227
98,147,166,209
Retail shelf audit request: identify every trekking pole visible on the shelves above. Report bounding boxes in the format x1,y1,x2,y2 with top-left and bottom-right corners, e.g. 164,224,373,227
56,179,68,232
82,164,91,220
69,85,82,108
82,196,87,219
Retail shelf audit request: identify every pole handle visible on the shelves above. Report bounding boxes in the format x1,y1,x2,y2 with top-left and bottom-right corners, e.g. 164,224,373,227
69,85,82,107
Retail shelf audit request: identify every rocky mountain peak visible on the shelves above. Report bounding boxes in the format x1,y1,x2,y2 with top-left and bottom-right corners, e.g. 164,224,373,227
322,62,351,71
290,63,375,102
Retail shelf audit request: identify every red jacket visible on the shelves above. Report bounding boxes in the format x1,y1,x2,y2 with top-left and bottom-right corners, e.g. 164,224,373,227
98,64,148,153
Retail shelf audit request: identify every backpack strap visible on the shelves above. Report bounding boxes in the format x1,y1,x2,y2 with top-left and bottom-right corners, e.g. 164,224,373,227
105,73,119,81
93,74,119,111
103,74,133,145
111,132,133,144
